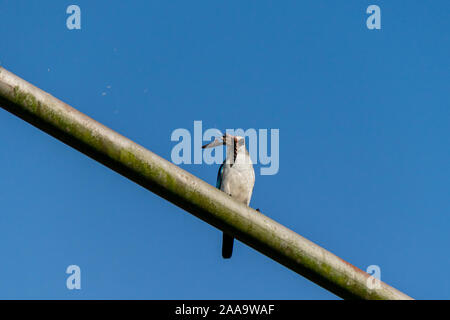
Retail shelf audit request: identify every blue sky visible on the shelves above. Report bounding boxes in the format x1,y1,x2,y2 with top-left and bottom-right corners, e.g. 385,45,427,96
0,1,448,299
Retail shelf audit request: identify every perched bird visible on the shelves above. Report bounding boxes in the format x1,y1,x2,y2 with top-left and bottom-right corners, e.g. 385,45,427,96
202,134,255,259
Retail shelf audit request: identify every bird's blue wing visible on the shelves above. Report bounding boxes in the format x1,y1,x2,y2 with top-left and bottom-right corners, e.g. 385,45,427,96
216,163,224,189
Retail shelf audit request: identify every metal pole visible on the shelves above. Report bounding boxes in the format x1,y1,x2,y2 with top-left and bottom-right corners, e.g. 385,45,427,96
0,66,413,300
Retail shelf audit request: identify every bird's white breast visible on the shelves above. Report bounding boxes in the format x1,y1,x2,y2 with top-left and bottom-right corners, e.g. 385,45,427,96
221,149,255,205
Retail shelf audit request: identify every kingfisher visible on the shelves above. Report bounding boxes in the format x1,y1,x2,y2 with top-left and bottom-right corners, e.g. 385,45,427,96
202,134,255,259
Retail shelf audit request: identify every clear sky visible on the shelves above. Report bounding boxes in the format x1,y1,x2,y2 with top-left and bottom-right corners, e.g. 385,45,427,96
0,1,448,299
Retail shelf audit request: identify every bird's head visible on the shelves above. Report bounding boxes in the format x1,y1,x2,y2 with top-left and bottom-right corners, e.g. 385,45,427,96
202,134,245,150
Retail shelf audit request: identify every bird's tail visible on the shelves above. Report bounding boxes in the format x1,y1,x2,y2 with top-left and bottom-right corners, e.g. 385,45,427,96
222,233,234,259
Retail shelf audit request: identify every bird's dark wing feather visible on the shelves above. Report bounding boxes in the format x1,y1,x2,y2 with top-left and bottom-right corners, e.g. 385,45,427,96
216,162,224,189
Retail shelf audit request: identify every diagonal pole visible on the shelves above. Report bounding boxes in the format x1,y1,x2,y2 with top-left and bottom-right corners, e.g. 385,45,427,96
0,66,413,300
